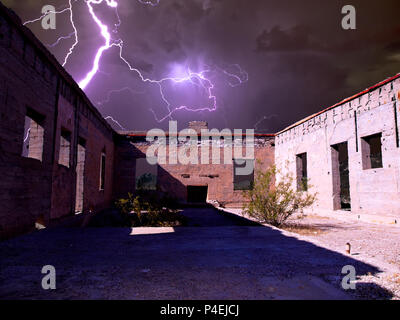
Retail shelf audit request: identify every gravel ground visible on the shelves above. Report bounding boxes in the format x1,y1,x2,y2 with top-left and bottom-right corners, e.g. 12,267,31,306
282,213,400,299
0,208,398,300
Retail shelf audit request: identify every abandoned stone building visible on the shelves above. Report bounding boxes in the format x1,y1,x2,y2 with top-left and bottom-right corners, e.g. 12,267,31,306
275,75,400,220
114,123,274,206
0,2,399,239
0,3,115,239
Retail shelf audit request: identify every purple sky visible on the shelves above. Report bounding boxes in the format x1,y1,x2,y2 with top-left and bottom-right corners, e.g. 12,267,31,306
4,0,400,132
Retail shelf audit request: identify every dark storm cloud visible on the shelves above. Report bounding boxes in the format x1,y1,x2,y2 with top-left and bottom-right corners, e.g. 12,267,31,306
3,0,400,132
170,0,210,21
129,58,154,74
384,40,400,53
256,25,326,52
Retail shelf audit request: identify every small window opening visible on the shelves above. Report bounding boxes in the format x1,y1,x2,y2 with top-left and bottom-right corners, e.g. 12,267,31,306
75,138,86,213
361,133,383,169
99,152,106,191
58,129,71,167
233,159,254,190
22,109,45,161
296,153,308,191
135,157,158,191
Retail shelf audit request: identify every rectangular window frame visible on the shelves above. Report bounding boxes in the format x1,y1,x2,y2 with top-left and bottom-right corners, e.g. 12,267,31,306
233,158,255,191
361,133,383,170
99,152,106,191
135,157,158,191
296,153,308,191
21,108,45,162
58,128,71,168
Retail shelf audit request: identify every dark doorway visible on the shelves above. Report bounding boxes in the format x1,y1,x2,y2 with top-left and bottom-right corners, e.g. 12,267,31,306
187,186,208,203
331,142,351,210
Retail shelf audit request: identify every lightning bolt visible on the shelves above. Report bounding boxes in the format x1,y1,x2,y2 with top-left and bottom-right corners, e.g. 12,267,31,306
138,0,160,6
23,128,31,143
253,114,278,131
47,32,75,48
23,0,249,126
62,0,79,67
78,0,119,89
104,116,126,130
23,3,74,26
220,64,249,87
96,87,145,106
24,0,79,67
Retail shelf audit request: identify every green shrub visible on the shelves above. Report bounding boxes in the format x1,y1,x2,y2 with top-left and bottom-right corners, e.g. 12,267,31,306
243,165,317,227
114,193,186,227
115,192,135,215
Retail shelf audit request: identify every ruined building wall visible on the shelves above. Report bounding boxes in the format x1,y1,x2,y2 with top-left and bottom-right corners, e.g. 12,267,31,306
0,10,57,238
0,5,115,238
50,93,115,220
76,103,115,215
275,76,400,218
114,135,275,207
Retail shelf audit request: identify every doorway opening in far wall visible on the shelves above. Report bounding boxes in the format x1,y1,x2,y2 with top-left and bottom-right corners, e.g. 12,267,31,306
331,142,351,210
75,138,86,214
187,186,208,203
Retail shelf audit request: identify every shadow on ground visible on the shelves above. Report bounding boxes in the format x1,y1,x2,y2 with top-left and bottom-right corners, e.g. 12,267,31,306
0,207,393,299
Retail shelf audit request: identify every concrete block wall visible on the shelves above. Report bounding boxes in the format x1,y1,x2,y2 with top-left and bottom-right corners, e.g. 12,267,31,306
275,76,400,218
113,136,275,207
77,113,114,214
0,10,58,238
0,4,115,238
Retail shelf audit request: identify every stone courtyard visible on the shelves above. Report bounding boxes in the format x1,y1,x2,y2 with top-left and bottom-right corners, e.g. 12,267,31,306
1,208,398,300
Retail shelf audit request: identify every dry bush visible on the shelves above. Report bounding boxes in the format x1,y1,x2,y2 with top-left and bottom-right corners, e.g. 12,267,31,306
243,165,317,227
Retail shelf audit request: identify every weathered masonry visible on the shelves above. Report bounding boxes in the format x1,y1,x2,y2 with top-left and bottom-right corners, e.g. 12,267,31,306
0,3,115,239
114,122,274,207
275,75,400,219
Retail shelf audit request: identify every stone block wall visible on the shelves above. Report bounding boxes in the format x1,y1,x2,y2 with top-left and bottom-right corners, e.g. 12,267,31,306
275,75,400,217
0,4,115,239
0,8,57,238
113,135,275,207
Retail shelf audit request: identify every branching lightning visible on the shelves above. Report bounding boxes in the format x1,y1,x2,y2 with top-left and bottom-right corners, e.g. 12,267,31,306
23,0,250,127
59,0,80,67
253,114,278,130
96,87,145,106
23,3,74,26
104,116,126,130
220,64,249,87
24,0,79,67
47,31,75,48
138,0,160,7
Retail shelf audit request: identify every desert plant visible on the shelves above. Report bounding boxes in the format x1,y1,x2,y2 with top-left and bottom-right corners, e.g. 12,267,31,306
242,165,317,227
114,193,186,227
115,192,135,215
131,196,143,214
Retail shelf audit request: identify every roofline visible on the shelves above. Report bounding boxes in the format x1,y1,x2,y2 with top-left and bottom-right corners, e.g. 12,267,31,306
276,72,400,135
0,2,116,135
122,132,275,138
